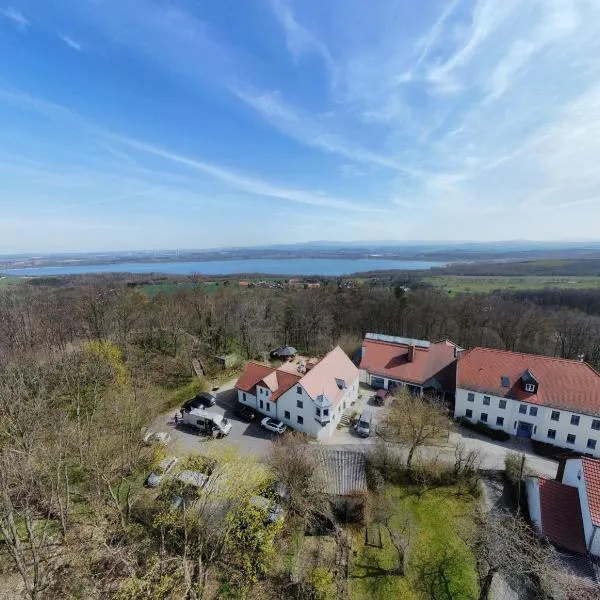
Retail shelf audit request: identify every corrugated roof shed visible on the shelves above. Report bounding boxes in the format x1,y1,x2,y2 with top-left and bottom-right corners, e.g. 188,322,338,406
314,449,367,496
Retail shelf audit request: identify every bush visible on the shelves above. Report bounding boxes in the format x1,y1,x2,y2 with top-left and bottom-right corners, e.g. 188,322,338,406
457,417,510,441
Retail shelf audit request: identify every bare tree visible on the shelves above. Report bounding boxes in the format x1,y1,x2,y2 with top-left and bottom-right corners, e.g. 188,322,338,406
469,509,561,600
384,390,449,468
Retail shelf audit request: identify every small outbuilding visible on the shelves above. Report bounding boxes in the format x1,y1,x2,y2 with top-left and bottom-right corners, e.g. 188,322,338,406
270,345,298,360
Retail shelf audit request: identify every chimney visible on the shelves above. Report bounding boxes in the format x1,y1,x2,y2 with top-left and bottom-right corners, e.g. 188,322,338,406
407,344,416,362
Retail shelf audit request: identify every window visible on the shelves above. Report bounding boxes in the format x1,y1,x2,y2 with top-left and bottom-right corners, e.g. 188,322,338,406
496,416,504,427
525,383,535,393
501,376,510,387
483,396,490,406
551,410,560,421
242,392,246,402
587,439,597,450
323,408,329,417
567,434,576,444
467,392,475,402
316,407,321,417
259,400,264,409
296,385,302,394
571,415,580,426
266,403,270,412
480,413,488,423
592,420,600,431
547,429,556,440
519,405,527,414
465,409,472,418
296,399,303,409
297,415,304,425
284,410,290,420
499,399,507,410
529,406,538,417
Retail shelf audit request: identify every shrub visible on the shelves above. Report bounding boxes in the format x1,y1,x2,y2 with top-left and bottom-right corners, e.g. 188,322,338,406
457,417,510,441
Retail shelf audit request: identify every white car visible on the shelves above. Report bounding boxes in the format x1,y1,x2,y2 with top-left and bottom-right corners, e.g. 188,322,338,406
260,417,286,434
146,456,178,488
143,431,171,446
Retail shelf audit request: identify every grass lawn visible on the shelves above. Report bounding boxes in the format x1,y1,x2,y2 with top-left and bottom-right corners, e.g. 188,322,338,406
350,485,479,600
0,275,27,289
425,275,600,295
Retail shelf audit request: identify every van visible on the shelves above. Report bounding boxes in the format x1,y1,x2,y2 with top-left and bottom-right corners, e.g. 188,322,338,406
181,408,232,437
355,410,373,438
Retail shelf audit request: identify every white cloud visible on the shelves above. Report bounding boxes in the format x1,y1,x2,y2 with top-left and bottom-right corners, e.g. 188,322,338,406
59,34,84,52
1,6,29,30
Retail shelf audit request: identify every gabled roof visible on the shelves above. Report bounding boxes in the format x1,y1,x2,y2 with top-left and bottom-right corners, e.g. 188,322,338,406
538,478,586,554
300,346,359,406
582,458,600,526
457,348,600,416
314,449,367,495
359,337,458,388
235,362,301,401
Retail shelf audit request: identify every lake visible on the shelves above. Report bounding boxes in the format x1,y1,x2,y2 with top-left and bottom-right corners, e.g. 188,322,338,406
2,258,446,277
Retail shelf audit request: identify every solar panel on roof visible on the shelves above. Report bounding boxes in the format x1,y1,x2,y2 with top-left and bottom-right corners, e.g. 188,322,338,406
501,376,510,387
365,332,430,349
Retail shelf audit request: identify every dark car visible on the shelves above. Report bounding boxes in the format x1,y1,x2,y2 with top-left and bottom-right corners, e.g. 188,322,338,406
182,392,217,412
234,403,256,422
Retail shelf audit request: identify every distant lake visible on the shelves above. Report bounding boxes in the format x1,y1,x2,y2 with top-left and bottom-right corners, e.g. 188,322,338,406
2,258,447,277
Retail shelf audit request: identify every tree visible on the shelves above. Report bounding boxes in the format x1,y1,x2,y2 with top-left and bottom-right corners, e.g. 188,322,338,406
384,390,449,468
267,432,328,526
469,509,561,600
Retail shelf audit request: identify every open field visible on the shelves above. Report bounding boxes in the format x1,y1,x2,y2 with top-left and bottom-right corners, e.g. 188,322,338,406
425,275,600,294
349,485,478,599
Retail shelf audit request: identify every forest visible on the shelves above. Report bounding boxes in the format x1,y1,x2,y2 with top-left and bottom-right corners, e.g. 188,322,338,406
1,274,600,598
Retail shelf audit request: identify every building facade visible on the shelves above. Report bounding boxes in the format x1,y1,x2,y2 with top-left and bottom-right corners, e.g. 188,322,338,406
235,346,359,439
358,333,458,397
455,347,600,458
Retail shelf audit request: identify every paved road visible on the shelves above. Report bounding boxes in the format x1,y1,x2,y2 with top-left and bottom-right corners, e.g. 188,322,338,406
152,379,558,478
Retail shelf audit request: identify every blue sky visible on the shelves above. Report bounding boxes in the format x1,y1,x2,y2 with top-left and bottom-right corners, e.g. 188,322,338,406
1,0,600,252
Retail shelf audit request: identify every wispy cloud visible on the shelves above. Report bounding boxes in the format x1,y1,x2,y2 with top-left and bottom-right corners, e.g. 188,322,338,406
1,6,30,30
58,34,84,52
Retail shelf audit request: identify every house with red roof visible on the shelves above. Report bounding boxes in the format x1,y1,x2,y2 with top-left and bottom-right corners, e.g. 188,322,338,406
235,346,359,439
526,457,600,556
455,347,600,457
357,333,459,398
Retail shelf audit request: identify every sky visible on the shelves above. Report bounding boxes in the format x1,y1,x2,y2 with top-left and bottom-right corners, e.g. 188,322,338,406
1,0,600,252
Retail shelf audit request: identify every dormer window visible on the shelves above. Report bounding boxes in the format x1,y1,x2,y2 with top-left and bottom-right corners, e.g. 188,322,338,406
525,383,535,393
521,369,538,394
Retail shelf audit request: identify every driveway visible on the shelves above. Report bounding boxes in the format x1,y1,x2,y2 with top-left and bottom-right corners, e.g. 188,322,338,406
153,380,558,478
153,378,277,458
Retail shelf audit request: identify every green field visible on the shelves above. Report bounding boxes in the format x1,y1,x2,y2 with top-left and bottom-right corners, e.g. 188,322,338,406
350,485,478,599
426,275,600,294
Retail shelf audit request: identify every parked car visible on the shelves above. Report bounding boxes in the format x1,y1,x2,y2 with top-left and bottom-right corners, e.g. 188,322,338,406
234,403,256,422
355,409,373,438
373,388,391,406
146,456,178,488
260,417,286,434
182,392,217,412
143,431,171,446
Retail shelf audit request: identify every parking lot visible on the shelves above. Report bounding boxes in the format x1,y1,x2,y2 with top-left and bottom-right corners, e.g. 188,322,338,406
154,380,277,457
152,380,389,458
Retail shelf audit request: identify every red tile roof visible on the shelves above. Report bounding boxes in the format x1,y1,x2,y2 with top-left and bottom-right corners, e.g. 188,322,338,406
359,338,458,388
457,348,600,416
234,361,301,401
235,347,358,405
538,478,586,554
582,458,600,526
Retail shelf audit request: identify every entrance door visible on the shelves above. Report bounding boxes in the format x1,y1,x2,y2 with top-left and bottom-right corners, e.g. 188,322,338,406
517,421,533,438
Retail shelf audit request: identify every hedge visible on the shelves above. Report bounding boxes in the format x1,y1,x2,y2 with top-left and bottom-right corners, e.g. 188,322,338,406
457,417,511,441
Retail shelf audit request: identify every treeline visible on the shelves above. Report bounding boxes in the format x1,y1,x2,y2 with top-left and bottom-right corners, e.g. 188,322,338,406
431,258,600,276
2,276,600,370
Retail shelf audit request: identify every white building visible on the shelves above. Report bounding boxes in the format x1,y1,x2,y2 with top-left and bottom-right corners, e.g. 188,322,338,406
526,457,600,556
455,347,600,458
357,333,459,398
234,346,359,439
